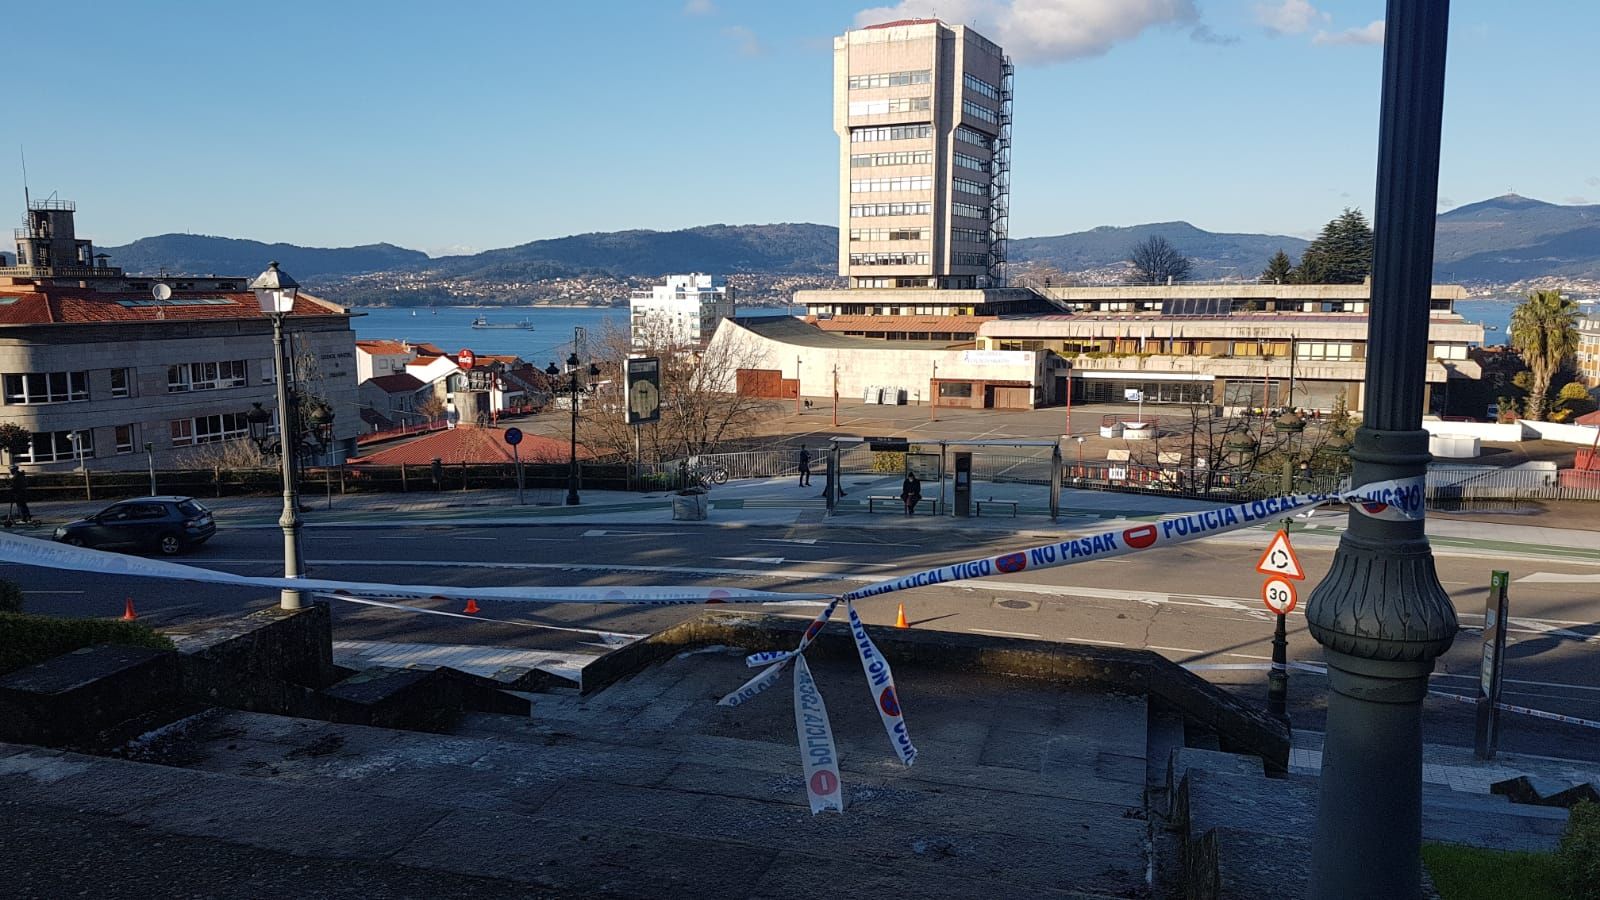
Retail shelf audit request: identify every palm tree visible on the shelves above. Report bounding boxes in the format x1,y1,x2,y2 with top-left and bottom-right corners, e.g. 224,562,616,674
1508,290,1580,421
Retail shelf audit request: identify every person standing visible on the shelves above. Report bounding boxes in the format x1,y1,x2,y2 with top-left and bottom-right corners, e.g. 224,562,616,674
9,466,31,523
900,470,922,517
798,445,811,487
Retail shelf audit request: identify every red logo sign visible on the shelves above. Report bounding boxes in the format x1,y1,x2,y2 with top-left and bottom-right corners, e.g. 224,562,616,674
457,349,476,369
879,686,901,717
809,770,839,796
1122,525,1158,549
995,552,1028,573
705,589,730,604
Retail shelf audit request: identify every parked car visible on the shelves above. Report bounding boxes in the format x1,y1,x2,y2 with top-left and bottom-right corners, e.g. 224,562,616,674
53,496,216,555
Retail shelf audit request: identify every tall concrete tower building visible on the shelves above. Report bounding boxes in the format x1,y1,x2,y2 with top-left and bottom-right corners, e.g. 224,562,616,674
834,19,1012,292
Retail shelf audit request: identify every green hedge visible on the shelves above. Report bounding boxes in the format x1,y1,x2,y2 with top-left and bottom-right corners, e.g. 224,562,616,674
0,612,174,676
0,580,22,614
1558,800,1600,900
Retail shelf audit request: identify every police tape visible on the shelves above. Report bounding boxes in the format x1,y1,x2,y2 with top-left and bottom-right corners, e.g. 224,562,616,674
793,655,844,814
0,532,833,607
1429,689,1600,731
847,601,917,766
839,476,1425,603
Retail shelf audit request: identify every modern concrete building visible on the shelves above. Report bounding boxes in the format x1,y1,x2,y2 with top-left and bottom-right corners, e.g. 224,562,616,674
834,19,1012,293
976,283,1484,413
628,273,735,349
0,200,359,471
707,315,1044,409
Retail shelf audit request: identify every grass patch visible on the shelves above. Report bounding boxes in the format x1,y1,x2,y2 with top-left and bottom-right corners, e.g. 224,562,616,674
0,611,174,676
1422,843,1563,900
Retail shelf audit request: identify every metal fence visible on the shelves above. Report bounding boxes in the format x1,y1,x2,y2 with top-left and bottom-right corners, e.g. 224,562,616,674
1427,464,1600,508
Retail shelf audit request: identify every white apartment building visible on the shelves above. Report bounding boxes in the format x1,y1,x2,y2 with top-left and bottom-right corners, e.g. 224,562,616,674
835,18,1012,291
1578,302,1600,389
628,273,735,349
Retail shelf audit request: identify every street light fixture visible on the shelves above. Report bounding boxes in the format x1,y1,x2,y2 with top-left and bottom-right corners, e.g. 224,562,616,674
546,353,598,506
144,442,155,495
249,261,304,611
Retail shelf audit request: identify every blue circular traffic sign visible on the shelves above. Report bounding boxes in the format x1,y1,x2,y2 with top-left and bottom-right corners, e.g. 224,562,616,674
503,427,523,446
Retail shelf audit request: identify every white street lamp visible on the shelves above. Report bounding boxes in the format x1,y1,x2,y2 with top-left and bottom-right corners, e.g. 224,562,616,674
249,261,303,611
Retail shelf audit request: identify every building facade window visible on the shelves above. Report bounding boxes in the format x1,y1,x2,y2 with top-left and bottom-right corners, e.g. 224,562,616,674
850,124,934,143
848,69,932,89
18,430,92,464
851,202,933,218
962,99,998,124
963,73,1001,101
953,201,989,219
3,371,89,405
955,125,994,148
850,150,933,167
848,97,931,116
953,178,987,196
167,360,248,393
952,228,989,244
170,412,249,447
850,252,930,266
938,382,974,399
954,153,990,173
1296,342,1356,361
850,228,929,242
109,367,133,397
115,424,137,454
850,176,933,193
853,278,937,289
952,252,989,267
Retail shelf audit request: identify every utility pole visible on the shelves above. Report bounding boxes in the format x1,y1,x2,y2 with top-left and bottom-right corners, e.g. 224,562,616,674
795,355,803,415
1305,3,1457,897
930,361,938,422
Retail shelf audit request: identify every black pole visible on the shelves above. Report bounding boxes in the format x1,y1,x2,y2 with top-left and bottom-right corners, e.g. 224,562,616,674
566,372,580,505
1305,3,1458,898
1267,612,1288,722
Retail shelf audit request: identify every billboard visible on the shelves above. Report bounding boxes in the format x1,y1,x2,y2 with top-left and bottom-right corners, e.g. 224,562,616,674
626,356,661,425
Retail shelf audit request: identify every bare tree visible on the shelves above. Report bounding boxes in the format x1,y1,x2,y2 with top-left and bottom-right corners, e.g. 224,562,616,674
579,321,780,465
1126,235,1194,285
183,438,270,470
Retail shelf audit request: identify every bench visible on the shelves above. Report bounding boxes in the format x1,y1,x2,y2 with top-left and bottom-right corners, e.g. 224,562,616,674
975,498,1018,517
868,495,938,515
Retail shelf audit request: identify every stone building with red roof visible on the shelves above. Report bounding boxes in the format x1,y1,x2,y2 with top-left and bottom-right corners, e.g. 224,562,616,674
0,200,358,471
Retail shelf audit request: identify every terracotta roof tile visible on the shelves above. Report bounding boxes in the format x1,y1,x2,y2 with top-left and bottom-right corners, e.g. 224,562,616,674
0,287,345,327
356,339,413,355
366,372,425,393
348,425,591,466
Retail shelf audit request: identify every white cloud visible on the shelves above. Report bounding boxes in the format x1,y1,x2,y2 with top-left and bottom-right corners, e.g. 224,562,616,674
721,25,765,58
853,0,1201,65
683,0,715,15
1254,0,1328,35
1312,19,1384,46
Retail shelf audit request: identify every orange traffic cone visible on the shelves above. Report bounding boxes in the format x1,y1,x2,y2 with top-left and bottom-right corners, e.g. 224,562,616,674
464,598,481,615
121,597,138,621
895,603,908,629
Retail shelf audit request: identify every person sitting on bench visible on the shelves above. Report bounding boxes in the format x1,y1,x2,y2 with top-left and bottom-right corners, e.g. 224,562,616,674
900,471,922,517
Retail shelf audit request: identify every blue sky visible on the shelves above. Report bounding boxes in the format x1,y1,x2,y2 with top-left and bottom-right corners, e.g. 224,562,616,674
10,1,1597,256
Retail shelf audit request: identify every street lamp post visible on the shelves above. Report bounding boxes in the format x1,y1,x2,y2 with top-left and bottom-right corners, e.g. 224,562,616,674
144,442,155,495
1304,4,1457,898
547,353,598,506
249,262,304,612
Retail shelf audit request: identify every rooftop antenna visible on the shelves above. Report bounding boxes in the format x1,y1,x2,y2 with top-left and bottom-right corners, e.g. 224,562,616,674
19,146,29,209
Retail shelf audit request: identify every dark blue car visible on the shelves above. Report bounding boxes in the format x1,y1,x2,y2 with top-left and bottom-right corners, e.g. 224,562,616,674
54,496,216,555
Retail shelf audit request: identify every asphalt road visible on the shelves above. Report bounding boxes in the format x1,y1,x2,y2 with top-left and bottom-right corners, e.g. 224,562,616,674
13,518,1600,762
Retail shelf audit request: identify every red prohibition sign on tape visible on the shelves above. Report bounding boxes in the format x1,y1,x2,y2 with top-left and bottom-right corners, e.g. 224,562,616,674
1262,576,1298,615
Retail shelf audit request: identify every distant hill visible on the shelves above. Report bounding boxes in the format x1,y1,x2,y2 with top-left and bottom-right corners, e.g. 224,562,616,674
84,195,1600,288
1433,194,1600,281
426,223,836,279
1009,222,1308,280
99,234,428,279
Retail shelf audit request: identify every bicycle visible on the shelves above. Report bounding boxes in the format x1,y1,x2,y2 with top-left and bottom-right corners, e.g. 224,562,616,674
689,463,729,488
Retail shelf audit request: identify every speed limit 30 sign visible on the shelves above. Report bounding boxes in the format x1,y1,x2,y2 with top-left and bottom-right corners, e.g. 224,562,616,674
1262,576,1298,615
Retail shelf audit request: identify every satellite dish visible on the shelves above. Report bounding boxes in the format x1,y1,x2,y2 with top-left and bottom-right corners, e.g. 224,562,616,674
152,283,173,301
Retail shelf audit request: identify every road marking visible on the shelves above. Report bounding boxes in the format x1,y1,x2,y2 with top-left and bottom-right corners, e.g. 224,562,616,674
1149,645,1205,654
1518,572,1600,584
581,529,664,537
1228,653,1274,660
758,538,817,545
967,627,1041,639
1065,637,1125,646
716,557,785,564
1431,672,1600,694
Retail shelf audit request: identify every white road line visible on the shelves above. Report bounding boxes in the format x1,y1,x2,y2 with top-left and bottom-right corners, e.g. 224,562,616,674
758,538,817,545
1431,672,1600,694
716,557,785,564
967,627,1042,639
1227,653,1274,660
1149,645,1205,654
1066,637,1126,647
1518,572,1600,584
